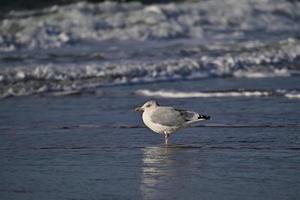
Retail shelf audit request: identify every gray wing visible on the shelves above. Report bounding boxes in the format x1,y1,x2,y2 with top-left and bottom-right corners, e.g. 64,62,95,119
151,107,199,126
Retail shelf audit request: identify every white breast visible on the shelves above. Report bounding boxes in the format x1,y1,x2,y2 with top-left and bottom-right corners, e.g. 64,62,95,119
142,110,178,134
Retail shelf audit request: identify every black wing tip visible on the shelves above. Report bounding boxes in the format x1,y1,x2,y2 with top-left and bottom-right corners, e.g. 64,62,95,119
198,114,210,120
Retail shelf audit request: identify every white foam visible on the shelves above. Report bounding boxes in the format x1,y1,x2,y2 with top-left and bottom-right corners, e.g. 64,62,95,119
233,69,291,78
0,51,299,98
1,0,300,50
135,89,271,98
285,93,300,99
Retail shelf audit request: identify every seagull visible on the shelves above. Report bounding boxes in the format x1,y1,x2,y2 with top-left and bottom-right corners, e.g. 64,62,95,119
135,100,210,145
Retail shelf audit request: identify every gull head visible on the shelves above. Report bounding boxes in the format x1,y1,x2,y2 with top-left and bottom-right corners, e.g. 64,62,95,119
135,100,159,112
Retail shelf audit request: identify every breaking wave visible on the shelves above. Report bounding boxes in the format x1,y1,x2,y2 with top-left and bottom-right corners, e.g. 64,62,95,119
0,38,300,98
0,0,300,50
135,89,300,99
1,0,300,98
285,93,300,99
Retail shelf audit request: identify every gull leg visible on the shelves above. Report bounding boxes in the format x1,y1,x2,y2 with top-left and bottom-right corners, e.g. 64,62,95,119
164,132,170,145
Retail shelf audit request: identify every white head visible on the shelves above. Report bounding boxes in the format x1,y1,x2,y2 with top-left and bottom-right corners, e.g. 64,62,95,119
135,100,159,112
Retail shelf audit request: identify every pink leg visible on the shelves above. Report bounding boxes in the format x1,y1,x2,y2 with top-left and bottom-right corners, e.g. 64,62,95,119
164,132,170,145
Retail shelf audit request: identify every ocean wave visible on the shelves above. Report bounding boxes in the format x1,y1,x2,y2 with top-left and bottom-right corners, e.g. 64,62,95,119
0,38,299,98
285,93,300,99
0,0,300,50
135,89,300,99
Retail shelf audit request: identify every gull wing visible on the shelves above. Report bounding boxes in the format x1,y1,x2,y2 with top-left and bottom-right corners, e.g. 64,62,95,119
150,107,199,127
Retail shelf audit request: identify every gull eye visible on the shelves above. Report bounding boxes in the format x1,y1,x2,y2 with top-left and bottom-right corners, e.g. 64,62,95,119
146,104,151,108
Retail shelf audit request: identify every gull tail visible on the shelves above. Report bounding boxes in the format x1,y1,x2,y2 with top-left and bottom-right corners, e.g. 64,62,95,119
184,113,210,126
198,114,210,120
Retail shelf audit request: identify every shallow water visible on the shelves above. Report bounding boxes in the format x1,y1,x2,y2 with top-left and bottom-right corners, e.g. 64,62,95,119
1,77,300,200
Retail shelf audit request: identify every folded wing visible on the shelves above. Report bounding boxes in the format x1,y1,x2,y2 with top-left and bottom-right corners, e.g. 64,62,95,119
151,107,200,127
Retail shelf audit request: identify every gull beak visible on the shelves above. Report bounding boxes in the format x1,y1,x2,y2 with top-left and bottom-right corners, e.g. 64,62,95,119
135,107,144,112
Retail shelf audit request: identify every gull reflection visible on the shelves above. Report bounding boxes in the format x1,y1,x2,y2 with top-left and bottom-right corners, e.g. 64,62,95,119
141,146,179,200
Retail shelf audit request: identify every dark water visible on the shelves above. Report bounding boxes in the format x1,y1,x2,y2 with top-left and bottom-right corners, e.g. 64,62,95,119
1,77,300,200
1,0,300,199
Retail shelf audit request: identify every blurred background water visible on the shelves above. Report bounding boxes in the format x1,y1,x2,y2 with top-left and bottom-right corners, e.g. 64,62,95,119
0,0,300,199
